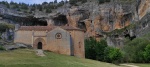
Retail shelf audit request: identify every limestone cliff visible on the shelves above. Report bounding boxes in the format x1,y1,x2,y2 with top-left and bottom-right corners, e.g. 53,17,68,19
0,0,150,46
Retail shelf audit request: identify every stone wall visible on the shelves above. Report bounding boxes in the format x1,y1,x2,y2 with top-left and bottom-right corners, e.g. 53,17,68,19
46,27,71,55
14,30,32,45
14,27,85,58
69,30,85,58
14,30,47,45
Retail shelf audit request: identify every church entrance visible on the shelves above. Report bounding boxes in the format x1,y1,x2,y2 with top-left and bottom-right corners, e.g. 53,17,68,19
37,42,42,49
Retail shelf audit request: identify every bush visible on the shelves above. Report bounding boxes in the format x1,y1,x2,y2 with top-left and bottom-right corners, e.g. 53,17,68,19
143,44,150,63
122,38,150,63
104,47,123,63
85,38,97,60
85,38,107,61
0,23,14,33
69,0,87,5
0,46,5,50
85,37,123,64
95,39,107,61
98,0,111,4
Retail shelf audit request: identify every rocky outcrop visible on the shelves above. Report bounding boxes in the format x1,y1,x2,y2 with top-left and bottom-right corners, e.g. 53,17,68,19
52,1,135,38
0,0,150,46
138,0,150,20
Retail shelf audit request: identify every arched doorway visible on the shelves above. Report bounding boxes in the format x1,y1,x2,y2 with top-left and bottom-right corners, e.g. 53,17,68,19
33,38,46,49
37,42,42,49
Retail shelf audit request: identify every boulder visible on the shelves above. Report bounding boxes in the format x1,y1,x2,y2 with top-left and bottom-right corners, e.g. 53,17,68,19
3,45,18,50
16,43,27,48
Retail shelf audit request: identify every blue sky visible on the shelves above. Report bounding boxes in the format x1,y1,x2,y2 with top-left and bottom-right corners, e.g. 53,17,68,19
0,0,68,4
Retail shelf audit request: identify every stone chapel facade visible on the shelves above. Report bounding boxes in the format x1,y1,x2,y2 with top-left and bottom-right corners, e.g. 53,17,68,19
14,25,85,58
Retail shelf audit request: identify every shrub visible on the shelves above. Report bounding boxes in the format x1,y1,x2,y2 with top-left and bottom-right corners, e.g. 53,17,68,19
0,23,14,33
85,38,97,60
69,0,87,5
98,0,111,4
123,38,150,63
46,9,52,13
143,44,150,63
85,38,107,60
0,46,5,50
95,39,107,61
104,47,123,63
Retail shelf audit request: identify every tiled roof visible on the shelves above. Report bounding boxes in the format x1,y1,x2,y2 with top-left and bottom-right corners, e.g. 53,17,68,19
19,26,54,31
18,25,85,31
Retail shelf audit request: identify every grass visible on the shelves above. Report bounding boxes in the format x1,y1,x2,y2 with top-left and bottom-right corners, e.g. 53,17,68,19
133,64,150,67
138,64,150,67
0,49,124,67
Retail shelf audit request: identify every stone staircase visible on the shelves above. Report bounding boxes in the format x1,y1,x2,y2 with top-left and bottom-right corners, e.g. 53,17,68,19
36,50,45,57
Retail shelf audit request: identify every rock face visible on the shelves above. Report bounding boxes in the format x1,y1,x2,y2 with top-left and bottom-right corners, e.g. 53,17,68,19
53,1,136,38
138,0,150,20
0,0,150,46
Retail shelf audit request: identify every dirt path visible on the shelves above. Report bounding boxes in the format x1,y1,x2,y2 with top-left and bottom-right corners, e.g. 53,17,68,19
120,64,139,67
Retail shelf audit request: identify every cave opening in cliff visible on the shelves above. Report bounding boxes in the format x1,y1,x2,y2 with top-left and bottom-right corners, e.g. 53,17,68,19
53,15,68,26
3,15,48,26
78,21,86,30
31,18,48,26
124,34,136,40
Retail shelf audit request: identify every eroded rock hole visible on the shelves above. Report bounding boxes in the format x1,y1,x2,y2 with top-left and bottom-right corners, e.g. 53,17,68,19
3,15,48,26
78,21,86,30
53,15,68,26
31,18,47,26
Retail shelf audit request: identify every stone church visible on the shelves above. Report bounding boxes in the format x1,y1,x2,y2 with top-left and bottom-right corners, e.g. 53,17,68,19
14,25,85,58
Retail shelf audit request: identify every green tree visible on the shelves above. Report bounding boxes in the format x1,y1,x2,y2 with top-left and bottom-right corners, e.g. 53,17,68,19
46,9,52,13
0,23,14,33
85,38,107,60
95,39,107,61
123,38,150,63
20,3,28,10
69,0,77,5
54,0,57,4
98,0,111,4
42,2,48,5
104,47,123,63
0,45,5,50
144,44,150,63
85,38,97,59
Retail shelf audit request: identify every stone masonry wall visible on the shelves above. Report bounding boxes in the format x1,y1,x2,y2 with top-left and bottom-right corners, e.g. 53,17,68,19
46,27,71,55
69,30,85,58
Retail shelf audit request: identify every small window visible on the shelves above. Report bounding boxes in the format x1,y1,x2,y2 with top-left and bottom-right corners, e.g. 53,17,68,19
55,33,62,39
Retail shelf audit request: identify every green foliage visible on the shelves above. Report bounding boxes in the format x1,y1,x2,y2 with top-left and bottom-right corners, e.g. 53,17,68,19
57,0,65,7
0,1,67,14
69,0,78,5
20,3,28,10
85,38,123,63
118,0,136,3
106,23,136,36
85,38,97,59
46,9,52,13
98,0,111,4
104,47,123,63
42,2,48,5
0,23,14,33
123,38,150,63
54,0,58,4
143,44,150,63
69,0,87,5
0,49,122,67
95,39,107,61
0,45,5,50
85,38,108,60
